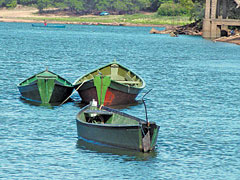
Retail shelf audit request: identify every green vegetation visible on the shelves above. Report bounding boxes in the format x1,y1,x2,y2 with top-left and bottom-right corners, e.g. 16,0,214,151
0,0,17,8
22,13,193,25
157,0,193,16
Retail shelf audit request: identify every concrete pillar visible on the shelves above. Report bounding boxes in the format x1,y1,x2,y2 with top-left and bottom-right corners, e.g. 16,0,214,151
210,22,221,39
211,0,217,19
202,19,211,38
210,22,217,38
205,0,211,19
203,0,211,38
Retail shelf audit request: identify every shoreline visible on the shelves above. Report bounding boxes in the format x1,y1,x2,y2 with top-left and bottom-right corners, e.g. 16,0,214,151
214,35,240,45
0,7,239,46
0,7,174,28
0,17,172,28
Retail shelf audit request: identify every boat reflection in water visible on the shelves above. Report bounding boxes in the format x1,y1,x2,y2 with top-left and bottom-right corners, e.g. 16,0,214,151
19,97,73,108
76,139,157,161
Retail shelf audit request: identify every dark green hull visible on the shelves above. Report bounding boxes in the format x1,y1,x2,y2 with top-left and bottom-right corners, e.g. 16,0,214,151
18,70,73,104
76,104,159,152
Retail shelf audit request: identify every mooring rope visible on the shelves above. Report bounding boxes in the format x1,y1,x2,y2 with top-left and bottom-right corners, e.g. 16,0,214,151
59,80,87,106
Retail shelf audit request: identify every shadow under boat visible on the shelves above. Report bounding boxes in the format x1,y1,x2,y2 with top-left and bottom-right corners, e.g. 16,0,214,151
76,138,158,161
19,96,74,107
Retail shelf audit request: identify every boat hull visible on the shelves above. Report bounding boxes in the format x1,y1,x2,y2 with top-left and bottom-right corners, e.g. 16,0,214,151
18,81,41,102
73,61,145,106
76,105,160,152
18,80,73,104
18,70,73,104
75,80,139,106
32,24,66,28
76,120,142,150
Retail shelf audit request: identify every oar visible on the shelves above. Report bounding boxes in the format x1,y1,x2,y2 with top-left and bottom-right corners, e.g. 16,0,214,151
59,80,87,106
142,89,152,125
141,89,152,152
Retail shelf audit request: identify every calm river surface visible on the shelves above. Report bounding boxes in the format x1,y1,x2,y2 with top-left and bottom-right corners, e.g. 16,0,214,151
0,22,240,180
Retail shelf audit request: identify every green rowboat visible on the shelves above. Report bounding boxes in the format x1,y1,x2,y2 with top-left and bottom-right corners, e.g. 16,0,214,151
18,69,73,104
73,61,145,106
76,101,159,152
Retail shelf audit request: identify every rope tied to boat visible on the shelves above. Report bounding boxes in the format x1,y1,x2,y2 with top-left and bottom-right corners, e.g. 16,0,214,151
59,80,87,106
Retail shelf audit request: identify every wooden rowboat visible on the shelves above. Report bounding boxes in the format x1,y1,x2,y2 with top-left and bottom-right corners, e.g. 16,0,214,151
18,69,73,104
76,100,159,152
32,24,66,28
73,61,145,106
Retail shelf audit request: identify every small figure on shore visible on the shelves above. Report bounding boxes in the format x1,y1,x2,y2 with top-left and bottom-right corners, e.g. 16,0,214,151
44,19,47,26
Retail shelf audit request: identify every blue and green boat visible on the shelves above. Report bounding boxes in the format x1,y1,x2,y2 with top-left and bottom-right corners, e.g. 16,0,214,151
32,24,66,28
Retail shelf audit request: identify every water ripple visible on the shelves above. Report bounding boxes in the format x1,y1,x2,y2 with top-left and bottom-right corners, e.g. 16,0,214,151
0,22,240,179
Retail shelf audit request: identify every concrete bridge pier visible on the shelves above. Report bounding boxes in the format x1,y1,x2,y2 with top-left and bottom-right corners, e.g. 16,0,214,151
203,20,221,39
202,0,240,39
202,0,220,39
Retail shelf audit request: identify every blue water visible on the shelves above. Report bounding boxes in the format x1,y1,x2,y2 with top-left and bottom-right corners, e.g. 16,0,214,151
0,22,240,179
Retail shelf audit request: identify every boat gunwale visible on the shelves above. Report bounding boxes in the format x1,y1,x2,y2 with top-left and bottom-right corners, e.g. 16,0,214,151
76,119,141,128
18,70,73,87
76,104,150,127
74,78,143,94
73,61,146,89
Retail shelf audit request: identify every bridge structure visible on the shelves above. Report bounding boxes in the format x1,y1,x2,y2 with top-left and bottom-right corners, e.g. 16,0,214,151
202,0,240,39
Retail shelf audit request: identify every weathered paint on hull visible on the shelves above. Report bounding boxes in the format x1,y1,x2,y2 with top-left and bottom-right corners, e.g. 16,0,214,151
76,79,140,106
77,86,138,106
76,120,142,151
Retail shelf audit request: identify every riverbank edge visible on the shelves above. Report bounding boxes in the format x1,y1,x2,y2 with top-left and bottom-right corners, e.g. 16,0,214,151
0,12,239,46
0,17,175,28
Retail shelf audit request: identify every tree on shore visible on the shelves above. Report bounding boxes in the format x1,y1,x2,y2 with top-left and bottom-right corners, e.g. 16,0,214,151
36,0,51,13
0,0,17,8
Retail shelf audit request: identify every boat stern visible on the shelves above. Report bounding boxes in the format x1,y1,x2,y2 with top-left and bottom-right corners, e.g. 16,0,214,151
141,122,160,152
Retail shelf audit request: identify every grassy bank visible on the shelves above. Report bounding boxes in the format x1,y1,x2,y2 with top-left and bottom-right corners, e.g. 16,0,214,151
22,13,193,26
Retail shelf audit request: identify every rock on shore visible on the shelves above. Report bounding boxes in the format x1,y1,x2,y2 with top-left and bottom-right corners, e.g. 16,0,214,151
214,35,240,45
